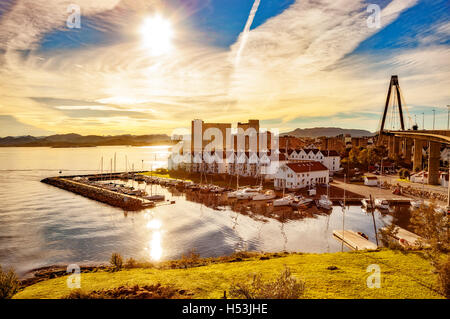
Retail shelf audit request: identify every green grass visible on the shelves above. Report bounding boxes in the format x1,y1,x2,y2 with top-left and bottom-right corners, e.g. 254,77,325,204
14,250,444,299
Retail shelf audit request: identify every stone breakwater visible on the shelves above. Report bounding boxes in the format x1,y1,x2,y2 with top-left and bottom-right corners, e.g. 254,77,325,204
41,177,146,211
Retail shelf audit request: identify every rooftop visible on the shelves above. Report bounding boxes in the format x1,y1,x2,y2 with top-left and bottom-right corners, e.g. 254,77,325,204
285,161,329,173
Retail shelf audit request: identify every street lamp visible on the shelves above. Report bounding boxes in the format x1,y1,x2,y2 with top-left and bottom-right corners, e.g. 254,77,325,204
432,109,435,130
447,105,450,130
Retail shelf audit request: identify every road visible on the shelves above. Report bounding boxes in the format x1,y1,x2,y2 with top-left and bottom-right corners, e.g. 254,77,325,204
332,180,412,201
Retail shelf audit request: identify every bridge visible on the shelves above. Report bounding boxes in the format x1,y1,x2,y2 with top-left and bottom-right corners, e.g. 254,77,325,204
377,76,450,186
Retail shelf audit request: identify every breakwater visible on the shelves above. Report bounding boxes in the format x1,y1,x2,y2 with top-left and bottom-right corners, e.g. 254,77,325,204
41,177,152,211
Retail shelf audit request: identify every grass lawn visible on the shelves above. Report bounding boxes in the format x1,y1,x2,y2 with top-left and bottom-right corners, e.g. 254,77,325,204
14,250,444,299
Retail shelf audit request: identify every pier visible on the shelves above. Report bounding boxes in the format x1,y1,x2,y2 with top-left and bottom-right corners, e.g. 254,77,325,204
381,226,427,248
41,173,156,211
333,230,378,251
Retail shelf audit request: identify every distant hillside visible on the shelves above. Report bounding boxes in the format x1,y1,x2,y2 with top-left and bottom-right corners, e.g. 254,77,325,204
281,127,374,138
0,133,174,147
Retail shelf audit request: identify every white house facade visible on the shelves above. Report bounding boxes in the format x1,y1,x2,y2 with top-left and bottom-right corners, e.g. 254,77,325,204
281,148,341,173
274,161,329,190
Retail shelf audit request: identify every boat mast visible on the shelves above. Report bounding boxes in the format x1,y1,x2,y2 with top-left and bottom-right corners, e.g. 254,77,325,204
114,152,116,173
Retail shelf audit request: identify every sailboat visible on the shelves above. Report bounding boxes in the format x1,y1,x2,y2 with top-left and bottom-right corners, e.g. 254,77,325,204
317,178,332,210
144,155,165,201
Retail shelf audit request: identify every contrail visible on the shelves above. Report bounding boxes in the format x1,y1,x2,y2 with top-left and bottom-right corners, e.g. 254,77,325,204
235,0,261,66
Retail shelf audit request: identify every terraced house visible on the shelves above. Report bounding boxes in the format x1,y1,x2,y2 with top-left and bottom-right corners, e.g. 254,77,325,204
280,148,341,173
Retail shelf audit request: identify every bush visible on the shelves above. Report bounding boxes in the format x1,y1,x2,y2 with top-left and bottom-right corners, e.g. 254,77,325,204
378,224,403,250
124,257,138,269
180,249,200,269
410,203,449,297
434,256,450,298
229,266,305,299
0,266,20,299
110,253,123,271
63,284,192,299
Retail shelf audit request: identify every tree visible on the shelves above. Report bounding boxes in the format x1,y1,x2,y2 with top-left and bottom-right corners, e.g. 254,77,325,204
410,203,449,298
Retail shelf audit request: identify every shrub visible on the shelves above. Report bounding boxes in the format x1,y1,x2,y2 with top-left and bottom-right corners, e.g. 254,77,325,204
180,249,200,269
124,258,138,269
0,266,20,299
229,266,305,299
378,224,403,250
410,203,449,297
110,253,123,271
434,256,450,298
63,284,192,299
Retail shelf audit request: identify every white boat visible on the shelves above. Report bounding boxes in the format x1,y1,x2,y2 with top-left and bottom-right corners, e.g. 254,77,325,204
227,190,239,198
145,195,165,201
361,199,374,209
273,195,294,207
410,199,423,209
236,187,262,200
290,195,313,208
252,190,276,201
375,198,390,210
317,195,332,210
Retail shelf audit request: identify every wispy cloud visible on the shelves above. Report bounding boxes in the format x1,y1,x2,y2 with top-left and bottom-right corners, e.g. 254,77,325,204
0,0,448,136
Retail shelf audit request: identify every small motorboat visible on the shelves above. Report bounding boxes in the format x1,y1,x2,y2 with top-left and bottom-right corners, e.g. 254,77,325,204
273,195,294,207
317,195,332,210
252,190,276,201
236,187,262,200
210,186,226,193
290,195,313,208
357,232,369,240
410,199,423,209
375,199,390,210
227,190,239,198
361,199,374,209
145,195,165,201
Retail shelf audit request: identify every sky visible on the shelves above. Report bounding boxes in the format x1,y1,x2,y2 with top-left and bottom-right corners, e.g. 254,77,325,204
0,0,449,137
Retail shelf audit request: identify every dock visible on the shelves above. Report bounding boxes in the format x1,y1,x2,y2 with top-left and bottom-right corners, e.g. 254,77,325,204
333,230,378,251
41,175,156,211
381,226,427,248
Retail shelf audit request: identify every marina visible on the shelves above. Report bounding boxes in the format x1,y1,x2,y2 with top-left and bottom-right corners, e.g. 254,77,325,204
0,146,431,276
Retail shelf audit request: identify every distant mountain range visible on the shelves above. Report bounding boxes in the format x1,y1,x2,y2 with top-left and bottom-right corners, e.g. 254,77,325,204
0,133,174,147
281,127,374,138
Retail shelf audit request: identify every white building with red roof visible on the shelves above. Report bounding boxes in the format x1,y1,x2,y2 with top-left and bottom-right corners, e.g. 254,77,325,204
274,161,329,190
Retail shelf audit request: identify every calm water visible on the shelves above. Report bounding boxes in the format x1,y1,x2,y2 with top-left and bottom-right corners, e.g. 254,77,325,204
0,146,409,276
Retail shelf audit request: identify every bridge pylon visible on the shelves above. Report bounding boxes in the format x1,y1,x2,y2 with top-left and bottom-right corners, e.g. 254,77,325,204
377,75,406,146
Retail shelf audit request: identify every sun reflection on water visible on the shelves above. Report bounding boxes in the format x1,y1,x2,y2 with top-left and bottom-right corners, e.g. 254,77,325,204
146,218,163,261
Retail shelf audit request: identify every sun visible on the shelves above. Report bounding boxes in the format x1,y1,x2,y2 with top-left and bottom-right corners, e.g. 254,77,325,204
140,15,174,56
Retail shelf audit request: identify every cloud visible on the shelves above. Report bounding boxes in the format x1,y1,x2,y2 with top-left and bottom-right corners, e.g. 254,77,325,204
0,115,53,136
0,0,448,136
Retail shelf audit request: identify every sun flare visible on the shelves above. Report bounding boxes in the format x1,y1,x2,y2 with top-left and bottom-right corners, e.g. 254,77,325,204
140,15,174,56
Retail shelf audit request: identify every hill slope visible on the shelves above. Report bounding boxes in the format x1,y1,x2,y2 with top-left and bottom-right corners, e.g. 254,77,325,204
0,133,173,147
14,250,442,299
282,127,374,138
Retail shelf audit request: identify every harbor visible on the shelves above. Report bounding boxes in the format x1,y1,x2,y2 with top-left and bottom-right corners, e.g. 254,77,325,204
1,146,432,276
41,169,433,214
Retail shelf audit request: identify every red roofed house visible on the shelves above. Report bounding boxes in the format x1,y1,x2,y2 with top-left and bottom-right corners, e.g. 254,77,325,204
274,161,329,190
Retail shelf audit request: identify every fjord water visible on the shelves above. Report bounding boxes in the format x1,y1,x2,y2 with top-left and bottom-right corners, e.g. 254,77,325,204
0,146,399,276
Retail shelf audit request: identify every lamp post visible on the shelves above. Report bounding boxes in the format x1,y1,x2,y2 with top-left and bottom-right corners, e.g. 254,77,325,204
432,109,435,130
422,112,425,130
447,105,450,130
